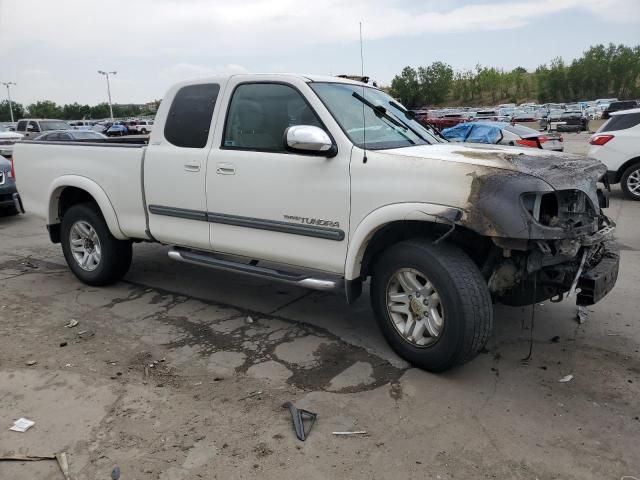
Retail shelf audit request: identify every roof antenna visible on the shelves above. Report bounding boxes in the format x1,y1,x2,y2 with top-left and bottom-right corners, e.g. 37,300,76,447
360,21,367,164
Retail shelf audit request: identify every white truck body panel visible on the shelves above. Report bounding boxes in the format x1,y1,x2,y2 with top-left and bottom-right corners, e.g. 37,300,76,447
14,142,147,239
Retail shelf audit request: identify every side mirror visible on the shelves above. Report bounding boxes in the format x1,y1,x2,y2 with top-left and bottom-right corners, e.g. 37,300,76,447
285,125,336,157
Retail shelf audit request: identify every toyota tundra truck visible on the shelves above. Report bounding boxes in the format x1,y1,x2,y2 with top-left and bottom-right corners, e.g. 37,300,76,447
13,74,619,372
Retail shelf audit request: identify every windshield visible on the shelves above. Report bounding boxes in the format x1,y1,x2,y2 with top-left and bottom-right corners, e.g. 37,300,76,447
41,121,71,131
309,82,443,150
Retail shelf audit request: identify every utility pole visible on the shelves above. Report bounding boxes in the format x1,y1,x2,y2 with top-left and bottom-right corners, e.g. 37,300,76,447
97,70,117,120
1,82,16,123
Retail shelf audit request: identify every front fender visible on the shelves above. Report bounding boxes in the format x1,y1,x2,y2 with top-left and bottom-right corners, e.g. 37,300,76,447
48,175,127,240
344,203,463,280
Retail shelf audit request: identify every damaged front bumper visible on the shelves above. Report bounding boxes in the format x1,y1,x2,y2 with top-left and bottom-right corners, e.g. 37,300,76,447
490,221,620,307
575,240,619,306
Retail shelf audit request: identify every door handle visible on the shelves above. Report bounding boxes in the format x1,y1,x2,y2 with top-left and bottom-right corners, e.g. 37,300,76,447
184,161,201,172
216,162,236,175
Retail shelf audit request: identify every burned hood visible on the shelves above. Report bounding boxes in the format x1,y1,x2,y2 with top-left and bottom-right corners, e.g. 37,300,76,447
380,143,608,240
383,143,607,191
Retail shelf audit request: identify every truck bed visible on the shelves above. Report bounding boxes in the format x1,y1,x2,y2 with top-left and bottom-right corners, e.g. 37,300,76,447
13,140,148,239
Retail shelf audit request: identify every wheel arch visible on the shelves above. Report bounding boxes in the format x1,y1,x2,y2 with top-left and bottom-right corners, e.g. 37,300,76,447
48,176,126,241
345,203,492,285
615,156,640,183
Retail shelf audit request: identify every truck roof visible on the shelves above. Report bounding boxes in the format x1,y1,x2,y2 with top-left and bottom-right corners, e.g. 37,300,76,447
171,73,374,88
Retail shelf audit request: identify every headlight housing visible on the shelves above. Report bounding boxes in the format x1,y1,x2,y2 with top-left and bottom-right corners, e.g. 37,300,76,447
521,190,595,228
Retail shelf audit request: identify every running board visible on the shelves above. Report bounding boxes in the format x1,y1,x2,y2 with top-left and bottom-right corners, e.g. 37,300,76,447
168,248,341,291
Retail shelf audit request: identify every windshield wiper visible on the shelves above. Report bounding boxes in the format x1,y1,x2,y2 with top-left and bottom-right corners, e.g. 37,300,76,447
351,92,408,130
388,100,447,142
351,91,418,145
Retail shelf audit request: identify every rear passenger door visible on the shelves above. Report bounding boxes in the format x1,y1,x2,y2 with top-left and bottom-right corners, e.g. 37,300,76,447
144,82,224,249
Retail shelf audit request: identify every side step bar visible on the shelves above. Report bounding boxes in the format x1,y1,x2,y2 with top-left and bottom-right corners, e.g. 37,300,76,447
168,248,341,291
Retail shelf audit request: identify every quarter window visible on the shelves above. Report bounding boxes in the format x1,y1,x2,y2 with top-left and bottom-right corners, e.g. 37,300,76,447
164,83,220,148
599,112,640,132
223,83,323,152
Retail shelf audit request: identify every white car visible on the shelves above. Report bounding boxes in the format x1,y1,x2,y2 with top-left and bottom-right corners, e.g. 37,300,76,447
13,73,619,372
0,126,23,157
133,120,154,134
588,107,640,200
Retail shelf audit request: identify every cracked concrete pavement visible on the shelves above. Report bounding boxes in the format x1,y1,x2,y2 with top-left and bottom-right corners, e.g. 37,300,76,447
0,133,639,479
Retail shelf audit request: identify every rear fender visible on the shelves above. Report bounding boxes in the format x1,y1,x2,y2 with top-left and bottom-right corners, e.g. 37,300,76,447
48,175,127,240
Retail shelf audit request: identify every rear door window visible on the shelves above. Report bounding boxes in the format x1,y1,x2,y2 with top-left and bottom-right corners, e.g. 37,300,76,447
16,120,27,132
164,83,220,148
599,112,640,132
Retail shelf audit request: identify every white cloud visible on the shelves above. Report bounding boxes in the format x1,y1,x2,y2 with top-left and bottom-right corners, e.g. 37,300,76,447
0,0,638,104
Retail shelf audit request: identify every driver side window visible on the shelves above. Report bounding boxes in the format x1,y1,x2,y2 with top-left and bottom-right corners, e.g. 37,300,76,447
223,83,323,153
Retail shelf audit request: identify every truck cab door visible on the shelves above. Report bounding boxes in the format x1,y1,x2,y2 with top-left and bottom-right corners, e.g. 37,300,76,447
206,78,351,274
144,82,224,250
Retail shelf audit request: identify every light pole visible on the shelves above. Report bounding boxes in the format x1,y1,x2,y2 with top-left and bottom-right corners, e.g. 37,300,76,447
97,70,117,120
1,82,16,123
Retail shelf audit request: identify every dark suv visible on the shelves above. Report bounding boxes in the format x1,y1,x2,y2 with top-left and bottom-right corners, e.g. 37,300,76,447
602,100,639,119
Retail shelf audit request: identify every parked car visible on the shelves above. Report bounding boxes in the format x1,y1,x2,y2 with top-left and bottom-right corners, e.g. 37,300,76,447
34,130,108,142
13,73,618,372
0,154,20,215
69,121,95,130
602,100,639,119
474,109,500,121
106,122,129,136
442,121,563,152
91,122,112,134
588,107,640,200
557,111,588,132
0,126,23,157
15,119,73,140
132,120,154,134
418,112,469,130
539,109,565,131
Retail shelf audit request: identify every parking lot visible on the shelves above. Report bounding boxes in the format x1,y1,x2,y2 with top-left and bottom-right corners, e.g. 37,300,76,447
0,133,638,479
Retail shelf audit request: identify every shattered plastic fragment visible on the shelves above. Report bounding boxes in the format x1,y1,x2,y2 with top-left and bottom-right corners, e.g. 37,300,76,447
558,374,574,383
9,418,35,432
577,306,588,324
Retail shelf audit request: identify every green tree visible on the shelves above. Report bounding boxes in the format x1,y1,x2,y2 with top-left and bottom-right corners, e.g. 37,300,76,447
418,61,454,105
27,100,62,118
90,103,111,119
62,102,92,120
0,100,26,122
389,66,421,107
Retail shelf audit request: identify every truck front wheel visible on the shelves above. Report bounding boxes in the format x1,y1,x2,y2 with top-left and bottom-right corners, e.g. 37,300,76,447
61,203,132,286
370,239,492,372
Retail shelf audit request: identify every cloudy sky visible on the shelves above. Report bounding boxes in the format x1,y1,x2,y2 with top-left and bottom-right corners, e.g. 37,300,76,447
1,0,639,105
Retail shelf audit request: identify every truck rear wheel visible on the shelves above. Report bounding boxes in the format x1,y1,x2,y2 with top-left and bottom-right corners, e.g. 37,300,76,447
61,203,132,286
370,239,492,372
621,163,640,201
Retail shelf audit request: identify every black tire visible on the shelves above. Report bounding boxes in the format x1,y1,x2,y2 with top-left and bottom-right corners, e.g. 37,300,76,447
140,129,147,134
61,203,132,286
370,239,493,372
620,163,640,201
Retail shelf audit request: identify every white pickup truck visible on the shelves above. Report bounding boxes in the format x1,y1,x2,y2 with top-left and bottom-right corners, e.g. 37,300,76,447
14,74,619,371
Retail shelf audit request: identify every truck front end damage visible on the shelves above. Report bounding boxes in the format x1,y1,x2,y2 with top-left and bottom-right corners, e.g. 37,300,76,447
461,152,620,306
